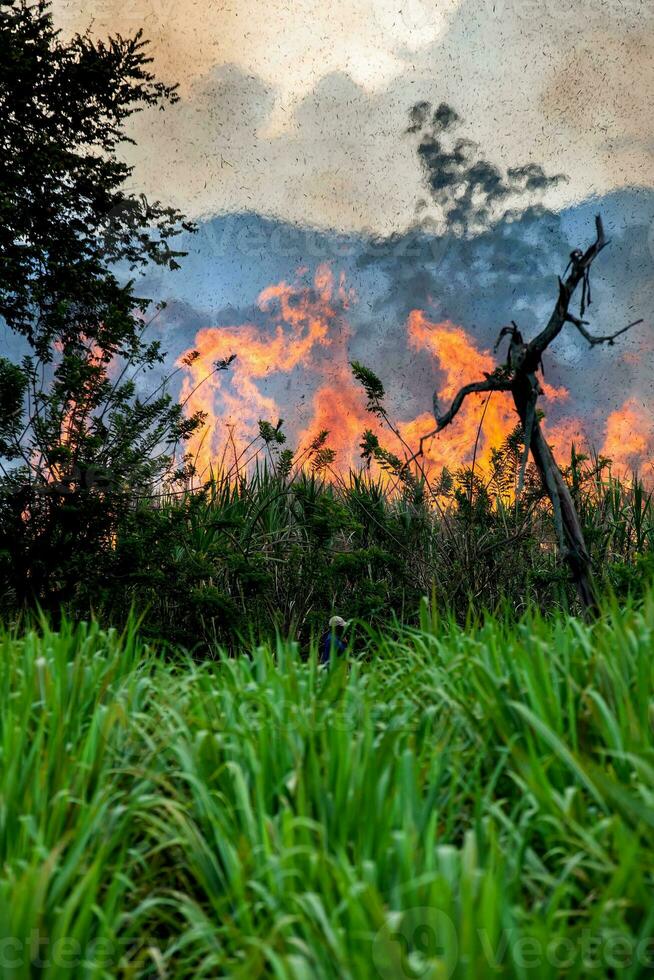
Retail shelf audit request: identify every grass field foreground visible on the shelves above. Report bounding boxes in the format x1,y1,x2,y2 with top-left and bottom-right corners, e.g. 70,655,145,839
1,598,654,977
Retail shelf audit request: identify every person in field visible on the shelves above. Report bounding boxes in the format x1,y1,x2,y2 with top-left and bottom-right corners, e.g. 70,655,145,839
319,616,350,665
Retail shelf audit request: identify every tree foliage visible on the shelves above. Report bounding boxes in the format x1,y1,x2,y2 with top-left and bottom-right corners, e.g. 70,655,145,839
0,1,203,611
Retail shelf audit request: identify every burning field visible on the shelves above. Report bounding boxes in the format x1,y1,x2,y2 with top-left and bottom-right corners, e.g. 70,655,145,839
179,264,654,482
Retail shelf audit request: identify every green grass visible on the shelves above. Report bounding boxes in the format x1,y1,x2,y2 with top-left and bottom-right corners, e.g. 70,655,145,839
1,598,654,978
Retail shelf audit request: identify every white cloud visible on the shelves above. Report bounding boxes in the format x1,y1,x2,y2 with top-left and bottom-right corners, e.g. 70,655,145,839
52,0,654,234
53,0,460,103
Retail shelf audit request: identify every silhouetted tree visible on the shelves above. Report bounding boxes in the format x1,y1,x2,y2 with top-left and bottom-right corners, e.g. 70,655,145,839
420,216,642,611
0,0,204,611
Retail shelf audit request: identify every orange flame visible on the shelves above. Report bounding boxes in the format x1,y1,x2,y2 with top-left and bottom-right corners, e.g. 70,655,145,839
40,342,106,485
602,398,654,476
399,312,516,474
179,266,650,485
178,265,354,476
297,368,384,474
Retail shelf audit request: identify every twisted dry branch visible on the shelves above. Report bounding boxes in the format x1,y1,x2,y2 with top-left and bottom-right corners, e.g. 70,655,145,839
414,213,646,613
565,314,643,348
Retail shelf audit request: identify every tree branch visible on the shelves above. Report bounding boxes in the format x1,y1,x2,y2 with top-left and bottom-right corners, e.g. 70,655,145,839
401,376,511,472
434,378,512,431
528,214,609,359
565,314,644,347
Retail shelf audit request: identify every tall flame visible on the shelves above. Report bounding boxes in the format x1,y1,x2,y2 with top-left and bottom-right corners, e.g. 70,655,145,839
602,399,654,476
178,265,357,476
179,266,649,483
399,312,516,474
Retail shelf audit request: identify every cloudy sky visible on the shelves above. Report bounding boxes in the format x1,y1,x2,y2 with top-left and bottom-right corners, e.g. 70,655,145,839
53,0,654,234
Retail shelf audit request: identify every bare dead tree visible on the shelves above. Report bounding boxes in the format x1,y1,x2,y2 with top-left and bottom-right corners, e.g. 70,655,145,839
410,216,643,612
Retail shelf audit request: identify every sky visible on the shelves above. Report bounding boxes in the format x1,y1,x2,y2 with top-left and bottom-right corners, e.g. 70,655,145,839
52,0,654,235
48,0,654,475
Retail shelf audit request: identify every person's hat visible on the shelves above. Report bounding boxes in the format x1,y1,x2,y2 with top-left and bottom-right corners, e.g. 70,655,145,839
329,615,350,630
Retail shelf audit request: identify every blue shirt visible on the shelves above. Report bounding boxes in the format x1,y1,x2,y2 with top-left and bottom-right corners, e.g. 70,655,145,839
319,630,346,664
